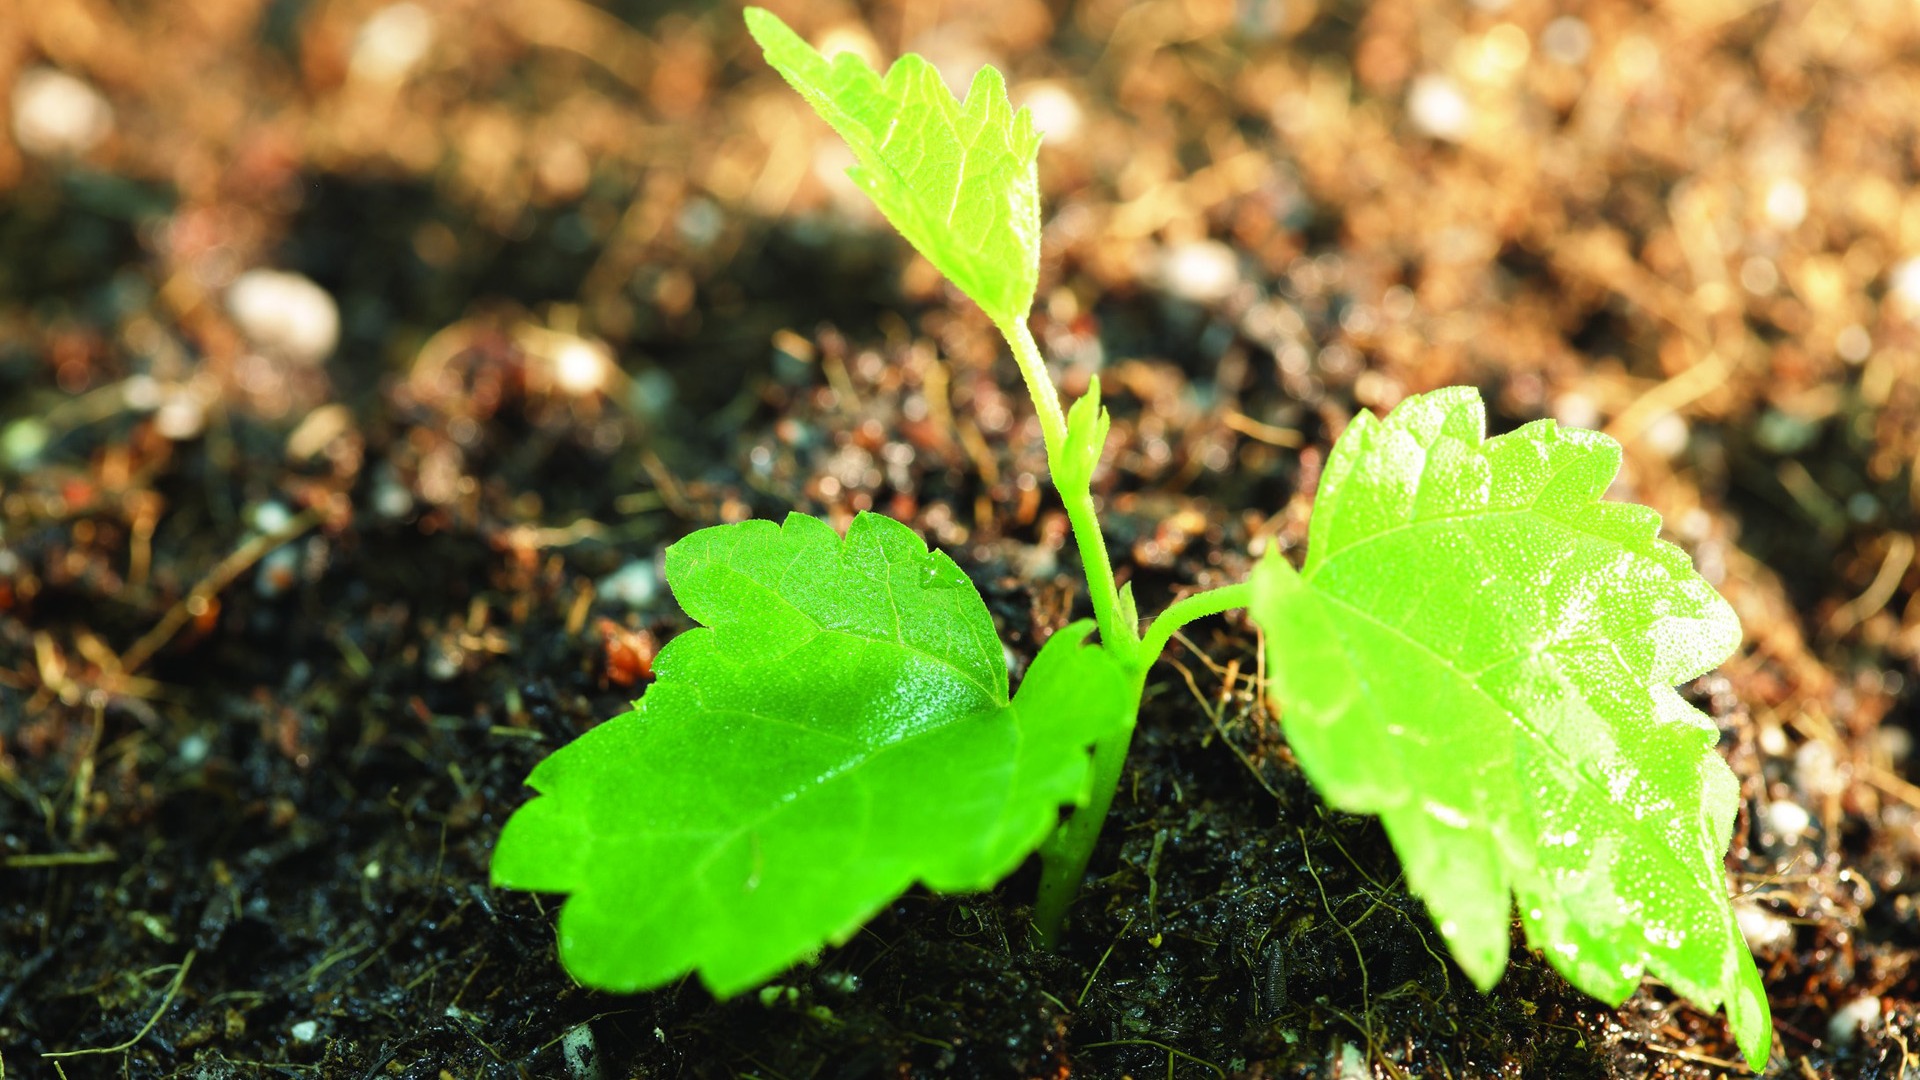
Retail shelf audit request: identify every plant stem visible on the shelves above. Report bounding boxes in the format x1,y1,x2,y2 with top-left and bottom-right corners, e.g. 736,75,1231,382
998,319,1254,947
1031,583,1250,946
1032,718,1134,948
1000,317,1137,663
1139,582,1251,661
998,316,1069,462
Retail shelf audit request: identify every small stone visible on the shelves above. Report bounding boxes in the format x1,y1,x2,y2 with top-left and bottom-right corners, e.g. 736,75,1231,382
227,270,340,366
1735,903,1793,957
1018,82,1083,142
289,1019,320,1043
1,418,49,467
676,198,725,250
155,391,207,440
1891,257,1920,318
1795,739,1845,798
12,68,113,158
1407,74,1472,142
372,465,414,520
1836,324,1872,364
177,732,211,767
424,640,463,682
1739,256,1779,295
1764,177,1808,230
1552,393,1601,431
562,1022,604,1080
1763,800,1812,844
351,3,435,84
1757,723,1789,758
1827,995,1880,1047
598,560,660,610
1158,240,1240,305
1540,17,1592,65
1641,411,1690,459
552,338,611,396
251,501,293,535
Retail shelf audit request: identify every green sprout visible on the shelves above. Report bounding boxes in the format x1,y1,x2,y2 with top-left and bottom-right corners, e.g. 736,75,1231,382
492,10,1772,1070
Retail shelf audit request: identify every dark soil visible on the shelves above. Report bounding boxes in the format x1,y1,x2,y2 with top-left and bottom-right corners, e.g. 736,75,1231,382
4,1,1919,1078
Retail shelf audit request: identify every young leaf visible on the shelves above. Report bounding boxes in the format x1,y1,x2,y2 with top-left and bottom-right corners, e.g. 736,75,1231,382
492,511,1132,996
1056,374,1111,498
1249,388,1771,1070
745,8,1041,328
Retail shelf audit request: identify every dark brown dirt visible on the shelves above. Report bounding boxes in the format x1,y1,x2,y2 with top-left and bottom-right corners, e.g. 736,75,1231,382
4,1,1919,1078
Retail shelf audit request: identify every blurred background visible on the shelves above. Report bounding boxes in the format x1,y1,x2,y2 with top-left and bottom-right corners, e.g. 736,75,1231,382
3,0,1920,1075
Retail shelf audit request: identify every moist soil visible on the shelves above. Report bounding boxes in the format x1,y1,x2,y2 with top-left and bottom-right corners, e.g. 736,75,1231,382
4,1,1920,1078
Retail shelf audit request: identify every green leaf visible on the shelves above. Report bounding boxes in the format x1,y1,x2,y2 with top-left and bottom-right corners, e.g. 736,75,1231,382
1248,387,1771,1070
745,8,1041,328
492,511,1132,996
1056,374,1111,498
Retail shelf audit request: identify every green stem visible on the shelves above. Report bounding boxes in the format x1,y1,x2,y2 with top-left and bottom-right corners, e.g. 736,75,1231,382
998,318,1253,947
998,316,1069,462
1030,583,1250,946
1139,582,1251,662
999,317,1136,663
1033,719,1135,948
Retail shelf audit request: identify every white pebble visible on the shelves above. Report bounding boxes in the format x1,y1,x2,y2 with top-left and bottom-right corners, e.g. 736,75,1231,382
1018,82,1083,143
1764,177,1808,230
155,389,207,440
813,25,882,69
598,560,660,610
290,1019,320,1043
1828,995,1880,1047
1540,17,1592,66
562,1022,604,1080
553,338,611,396
1,419,49,466
228,270,340,366
1891,257,1920,318
1641,411,1690,459
177,732,211,767
1795,738,1845,798
1758,722,1790,758
12,68,113,158
1740,256,1779,295
372,466,414,520
1407,74,1472,142
122,374,161,411
1552,392,1601,430
351,3,435,84
1836,324,1871,364
1735,904,1793,957
1764,800,1812,844
251,501,294,535
1158,240,1240,305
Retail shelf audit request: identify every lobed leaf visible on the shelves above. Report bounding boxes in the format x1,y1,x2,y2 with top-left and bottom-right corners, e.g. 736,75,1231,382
1249,387,1771,1070
745,8,1042,328
493,511,1132,996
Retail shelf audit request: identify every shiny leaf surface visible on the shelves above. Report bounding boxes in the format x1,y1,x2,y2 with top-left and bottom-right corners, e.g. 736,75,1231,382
746,8,1041,328
493,512,1132,996
1249,387,1771,1070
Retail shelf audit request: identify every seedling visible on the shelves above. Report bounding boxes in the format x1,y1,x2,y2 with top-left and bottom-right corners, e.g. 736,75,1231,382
493,10,1772,1069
